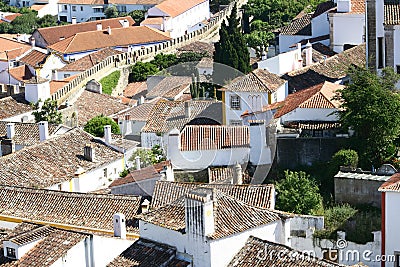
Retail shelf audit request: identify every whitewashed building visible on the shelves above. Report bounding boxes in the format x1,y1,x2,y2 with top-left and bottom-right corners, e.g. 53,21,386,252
143,0,210,38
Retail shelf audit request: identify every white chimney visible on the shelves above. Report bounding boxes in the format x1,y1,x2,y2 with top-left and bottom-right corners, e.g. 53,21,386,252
84,144,95,162
6,123,15,139
122,19,129,28
141,199,150,213
113,213,126,239
71,16,77,24
185,188,215,237
107,26,112,35
38,121,49,142
305,41,313,66
233,163,243,185
52,69,58,81
337,0,351,13
184,101,191,118
30,37,35,47
135,156,141,170
96,23,102,31
138,96,145,105
104,125,112,145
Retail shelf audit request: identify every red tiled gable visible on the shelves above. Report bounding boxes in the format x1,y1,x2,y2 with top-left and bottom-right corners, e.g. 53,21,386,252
180,125,250,151
0,94,32,120
273,81,343,118
0,13,22,23
59,47,123,71
19,49,48,67
110,166,161,187
48,26,170,54
379,172,400,192
154,0,207,17
35,16,135,46
0,37,31,61
8,65,34,82
123,81,147,98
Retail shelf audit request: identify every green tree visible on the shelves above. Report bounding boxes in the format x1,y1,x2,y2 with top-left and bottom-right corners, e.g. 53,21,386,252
331,149,358,169
214,3,251,74
37,14,58,28
152,53,177,69
0,22,12,33
32,99,62,124
129,10,145,25
129,61,159,82
244,30,274,58
129,145,166,169
276,170,323,215
338,67,400,167
104,5,118,18
84,115,120,137
10,12,38,34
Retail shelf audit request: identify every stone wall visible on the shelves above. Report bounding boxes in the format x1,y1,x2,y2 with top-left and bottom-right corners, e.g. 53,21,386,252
277,137,350,169
334,178,384,207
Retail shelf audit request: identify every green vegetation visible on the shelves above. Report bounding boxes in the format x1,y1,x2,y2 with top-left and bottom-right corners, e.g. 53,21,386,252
129,62,159,82
338,67,400,168
214,3,251,74
314,204,381,244
84,115,120,137
129,145,166,169
104,5,118,18
32,99,62,124
275,170,323,215
128,10,146,25
99,70,120,95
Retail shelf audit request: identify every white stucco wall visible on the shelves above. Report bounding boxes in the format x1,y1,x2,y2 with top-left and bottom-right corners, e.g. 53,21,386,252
330,13,365,53
38,54,67,81
280,108,339,124
141,132,164,149
24,81,51,104
91,235,135,266
384,191,400,267
51,239,87,267
311,13,330,37
257,48,302,76
279,34,311,54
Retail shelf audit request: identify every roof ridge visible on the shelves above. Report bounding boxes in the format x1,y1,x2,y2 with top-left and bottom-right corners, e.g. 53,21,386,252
249,71,272,92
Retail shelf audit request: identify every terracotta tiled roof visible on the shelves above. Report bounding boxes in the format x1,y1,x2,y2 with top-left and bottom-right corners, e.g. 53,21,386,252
379,172,400,192
123,82,147,98
146,76,192,99
150,181,275,210
49,79,69,94
58,0,161,4
0,223,89,267
196,57,213,68
7,65,33,82
48,26,171,54
35,16,135,46
207,166,252,184
140,17,164,25
109,134,139,150
107,238,190,267
140,188,282,239
177,41,214,57
312,1,335,18
19,49,47,67
280,14,312,36
273,81,343,118
115,98,160,121
228,236,346,266
154,0,207,17
0,94,32,120
142,99,222,133
180,125,250,151
0,36,31,61
59,47,122,71
222,70,283,93
384,0,400,25
0,121,60,146
29,4,46,11
0,13,22,23
0,185,141,234
0,128,123,188
283,44,366,91
75,90,128,126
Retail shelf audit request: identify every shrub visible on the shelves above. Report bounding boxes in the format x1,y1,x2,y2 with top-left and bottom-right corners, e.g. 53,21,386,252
84,115,120,137
99,70,120,95
331,149,359,169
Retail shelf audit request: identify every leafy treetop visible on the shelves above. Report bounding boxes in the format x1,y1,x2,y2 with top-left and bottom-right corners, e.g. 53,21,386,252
32,99,62,124
83,115,120,137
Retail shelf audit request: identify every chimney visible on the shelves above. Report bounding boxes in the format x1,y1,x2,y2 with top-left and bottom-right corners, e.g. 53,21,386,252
6,123,15,139
337,0,351,13
52,69,58,81
113,213,126,239
138,96,145,105
184,101,191,118
107,26,112,35
135,156,141,170
96,23,102,31
305,41,313,66
141,199,150,213
185,188,215,237
71,16,77,24
30,37,35,47
122,19,129,28
84,144,96,162
233,163,243,185
38,121,49,142
104,125,112,145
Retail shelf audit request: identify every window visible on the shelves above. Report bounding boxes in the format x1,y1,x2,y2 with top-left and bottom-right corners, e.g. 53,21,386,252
396,65,400,74
93,7,104,13
6,247,16,258
378,37,384,69
230,95,241,110
72,5,76,11
118,5,126,12
230,120,242,126
64,74,71,78
63,5,67,10
103,168,108,178
80,6,83,11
